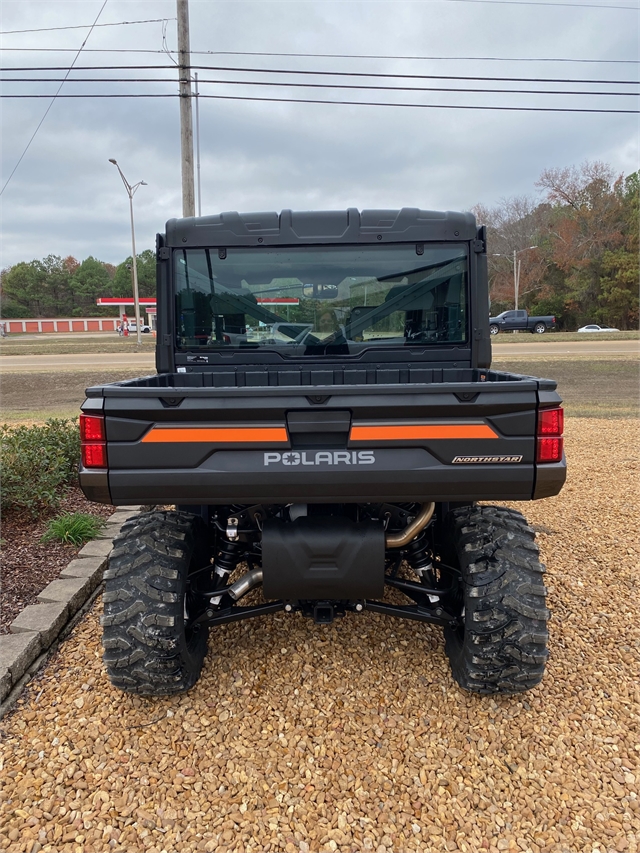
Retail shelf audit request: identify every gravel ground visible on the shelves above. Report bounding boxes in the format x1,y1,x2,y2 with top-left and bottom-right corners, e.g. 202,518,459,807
1,417,638,853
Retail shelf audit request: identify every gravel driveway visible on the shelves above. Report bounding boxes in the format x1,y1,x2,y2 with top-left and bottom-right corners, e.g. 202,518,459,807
1,418,638,853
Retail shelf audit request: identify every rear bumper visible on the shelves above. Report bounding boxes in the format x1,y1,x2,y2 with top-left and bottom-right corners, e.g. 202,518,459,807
80,449,566,505
533,454,566,499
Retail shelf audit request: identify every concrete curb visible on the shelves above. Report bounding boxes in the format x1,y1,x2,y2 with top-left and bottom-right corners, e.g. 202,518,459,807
0,505,145,712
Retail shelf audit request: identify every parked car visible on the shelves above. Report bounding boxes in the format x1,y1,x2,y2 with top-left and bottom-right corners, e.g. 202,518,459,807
577,324,620,333
117,322,151,335
489,309,556,335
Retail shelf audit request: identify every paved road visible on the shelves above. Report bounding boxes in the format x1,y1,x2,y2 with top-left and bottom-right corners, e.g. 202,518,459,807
0,339,638,372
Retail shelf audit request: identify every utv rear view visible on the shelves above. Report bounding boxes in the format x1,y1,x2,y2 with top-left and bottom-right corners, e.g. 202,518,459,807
80,208,565,696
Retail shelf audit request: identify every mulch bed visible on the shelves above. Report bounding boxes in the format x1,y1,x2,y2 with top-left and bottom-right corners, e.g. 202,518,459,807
1,484,115,633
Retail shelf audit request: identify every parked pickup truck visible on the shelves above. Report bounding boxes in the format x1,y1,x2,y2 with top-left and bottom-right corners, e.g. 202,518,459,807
489,309,556,335
79,208,566,697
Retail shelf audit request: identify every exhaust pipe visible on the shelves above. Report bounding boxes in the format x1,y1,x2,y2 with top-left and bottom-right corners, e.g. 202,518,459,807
220,505,435,604
228,568,263,601
385,502,435,548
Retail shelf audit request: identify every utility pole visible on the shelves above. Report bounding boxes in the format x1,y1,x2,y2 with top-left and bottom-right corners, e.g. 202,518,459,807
177,0,195,217
194,71,202,216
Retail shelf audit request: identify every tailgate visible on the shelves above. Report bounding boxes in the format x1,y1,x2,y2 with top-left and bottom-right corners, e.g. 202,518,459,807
80,371,562,505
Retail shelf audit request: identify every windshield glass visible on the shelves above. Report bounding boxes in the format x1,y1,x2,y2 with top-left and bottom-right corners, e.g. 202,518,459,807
174,244,468,355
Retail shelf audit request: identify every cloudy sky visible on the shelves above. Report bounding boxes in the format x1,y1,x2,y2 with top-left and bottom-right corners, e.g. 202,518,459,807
1,0,638,268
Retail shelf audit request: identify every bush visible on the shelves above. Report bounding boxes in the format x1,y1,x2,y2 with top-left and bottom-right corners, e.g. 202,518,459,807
41,512,105,546
0,419,80,516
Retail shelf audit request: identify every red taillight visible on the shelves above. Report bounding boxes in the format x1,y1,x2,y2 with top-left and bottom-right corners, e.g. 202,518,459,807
538,407,564,436
80,413,105,441
537,437,563,463
82,443,108,468
537,406,564,463
80,414,107,468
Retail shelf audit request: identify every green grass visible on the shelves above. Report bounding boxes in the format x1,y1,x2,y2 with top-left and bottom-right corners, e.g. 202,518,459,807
0,407,93,424
41,512,106,546
491,330,639,344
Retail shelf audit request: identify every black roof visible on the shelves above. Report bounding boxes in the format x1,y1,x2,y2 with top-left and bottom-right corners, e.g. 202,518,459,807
165,208,477,247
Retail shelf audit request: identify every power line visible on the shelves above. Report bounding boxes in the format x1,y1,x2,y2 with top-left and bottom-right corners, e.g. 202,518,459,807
2,64,638,85
436,0,637,7
1,48,638,65
2,77,635,97
187,51,640,65
0,66,179,72
0,0,633,34
1,94,175,98
0,1,109,197
195,64,640,86
201,92,640,113
2,92,636,113
0,18,175,36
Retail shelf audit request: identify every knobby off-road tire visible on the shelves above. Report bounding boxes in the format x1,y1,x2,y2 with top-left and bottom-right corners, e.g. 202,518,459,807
443,505,550,695
101,510,210,695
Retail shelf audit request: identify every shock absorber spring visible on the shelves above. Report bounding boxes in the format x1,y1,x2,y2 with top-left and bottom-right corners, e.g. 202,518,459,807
405,530,434,579
213,539,242,580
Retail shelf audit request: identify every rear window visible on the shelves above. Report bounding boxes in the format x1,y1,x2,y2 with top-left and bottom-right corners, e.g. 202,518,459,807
174,243,468,356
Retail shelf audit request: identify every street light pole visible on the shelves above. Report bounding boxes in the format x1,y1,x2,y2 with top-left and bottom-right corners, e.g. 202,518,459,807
493,246,538,311
109,159,147,347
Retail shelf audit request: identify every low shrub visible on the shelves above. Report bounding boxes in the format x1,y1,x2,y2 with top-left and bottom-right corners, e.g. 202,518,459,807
41,512,105,546
0,419,81,516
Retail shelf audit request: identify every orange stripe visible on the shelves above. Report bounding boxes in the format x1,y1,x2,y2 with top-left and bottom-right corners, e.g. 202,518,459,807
350,424,498,441
142,426,289,444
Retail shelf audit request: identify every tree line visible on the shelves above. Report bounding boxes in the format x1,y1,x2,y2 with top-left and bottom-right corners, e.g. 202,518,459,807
0,250,157,318
476,162,638,330
1,161,638,330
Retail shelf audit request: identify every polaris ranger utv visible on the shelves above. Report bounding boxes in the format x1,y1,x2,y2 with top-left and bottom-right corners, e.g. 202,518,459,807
79,208,566,696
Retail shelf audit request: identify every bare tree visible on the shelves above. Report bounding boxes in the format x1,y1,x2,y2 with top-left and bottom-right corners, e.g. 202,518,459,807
535,161,624,270
472,196,547,310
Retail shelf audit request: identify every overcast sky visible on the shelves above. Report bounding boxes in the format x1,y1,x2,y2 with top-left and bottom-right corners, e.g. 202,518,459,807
1,0,638,269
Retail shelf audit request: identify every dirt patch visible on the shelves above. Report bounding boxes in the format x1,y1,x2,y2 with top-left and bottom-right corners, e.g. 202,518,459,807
0,484,116,633
0,370,146,422
0,336,156,357
492,358,640,418
1,357,638,423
